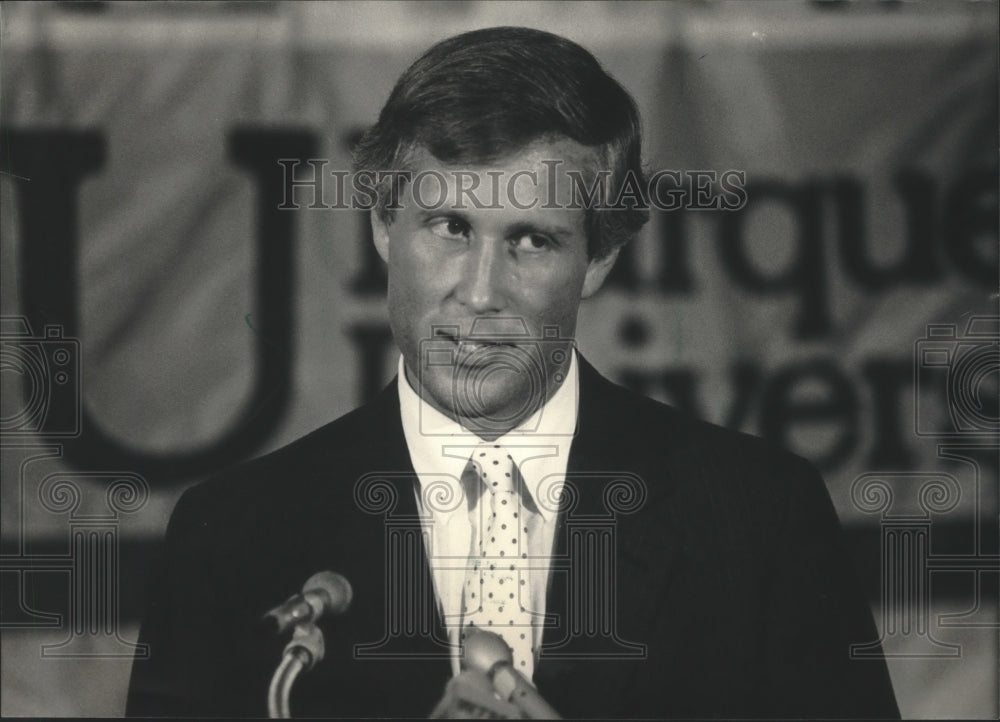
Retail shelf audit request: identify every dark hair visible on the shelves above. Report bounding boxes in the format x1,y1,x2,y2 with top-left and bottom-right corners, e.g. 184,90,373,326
352,26,649,259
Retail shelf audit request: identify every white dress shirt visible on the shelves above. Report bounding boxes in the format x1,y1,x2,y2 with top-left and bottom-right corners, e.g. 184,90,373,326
397,351,579,678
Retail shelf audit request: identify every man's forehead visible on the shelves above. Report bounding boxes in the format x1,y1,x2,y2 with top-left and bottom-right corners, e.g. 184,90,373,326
400,138,602,212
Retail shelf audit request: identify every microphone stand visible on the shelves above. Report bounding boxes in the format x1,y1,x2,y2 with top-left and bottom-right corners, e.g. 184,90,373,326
267,622,325,718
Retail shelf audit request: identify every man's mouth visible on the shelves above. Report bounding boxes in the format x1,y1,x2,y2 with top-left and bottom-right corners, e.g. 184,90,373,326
433,328,514,349
458,337,515,352
460,341,514,356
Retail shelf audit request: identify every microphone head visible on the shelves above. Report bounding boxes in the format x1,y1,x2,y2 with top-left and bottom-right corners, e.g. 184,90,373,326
461,629,513,675
304,571,353,614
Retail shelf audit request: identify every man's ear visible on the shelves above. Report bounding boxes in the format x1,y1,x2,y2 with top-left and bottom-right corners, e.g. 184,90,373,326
581,247,620,299
371,211,390,263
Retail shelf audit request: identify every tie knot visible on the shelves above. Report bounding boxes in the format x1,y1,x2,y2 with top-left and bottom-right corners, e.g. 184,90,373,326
472,443,515,495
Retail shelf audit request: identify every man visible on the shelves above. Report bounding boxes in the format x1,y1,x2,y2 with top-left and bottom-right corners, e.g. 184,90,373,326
126,27,899,718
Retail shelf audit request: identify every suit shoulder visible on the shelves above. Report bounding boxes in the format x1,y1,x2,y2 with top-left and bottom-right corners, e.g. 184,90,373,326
173,388,396,523
588,369,823,493
587,372,842,558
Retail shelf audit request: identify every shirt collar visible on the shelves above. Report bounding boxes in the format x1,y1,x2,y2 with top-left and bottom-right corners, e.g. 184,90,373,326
398,351,578,523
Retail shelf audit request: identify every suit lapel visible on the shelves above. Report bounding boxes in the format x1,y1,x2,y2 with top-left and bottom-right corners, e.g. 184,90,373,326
537,357,688,710
320,378,453,665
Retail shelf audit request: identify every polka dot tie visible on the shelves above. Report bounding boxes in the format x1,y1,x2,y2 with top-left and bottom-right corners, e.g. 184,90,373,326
462,442,535,680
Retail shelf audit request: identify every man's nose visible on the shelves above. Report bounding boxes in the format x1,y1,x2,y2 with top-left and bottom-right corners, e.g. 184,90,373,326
455,240,508,313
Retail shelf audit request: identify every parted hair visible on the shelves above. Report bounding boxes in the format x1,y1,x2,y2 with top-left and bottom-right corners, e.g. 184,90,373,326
352,26,649,259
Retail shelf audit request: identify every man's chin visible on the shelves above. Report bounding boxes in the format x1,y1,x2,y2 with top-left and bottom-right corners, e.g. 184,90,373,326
421,371,545,433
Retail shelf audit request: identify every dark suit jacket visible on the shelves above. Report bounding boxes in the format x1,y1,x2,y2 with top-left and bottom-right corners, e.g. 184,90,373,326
126,358,898,718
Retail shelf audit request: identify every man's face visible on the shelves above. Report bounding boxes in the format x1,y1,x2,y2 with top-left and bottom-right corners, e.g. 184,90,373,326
372,138,618,436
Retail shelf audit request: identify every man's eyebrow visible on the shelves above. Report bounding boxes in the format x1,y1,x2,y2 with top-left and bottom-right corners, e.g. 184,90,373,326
505,221,575,239
415,209,470,224
415,210,576,239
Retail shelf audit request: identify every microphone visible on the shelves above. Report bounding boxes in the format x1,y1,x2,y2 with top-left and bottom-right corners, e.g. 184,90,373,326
463,630,561,719
262,571,353,635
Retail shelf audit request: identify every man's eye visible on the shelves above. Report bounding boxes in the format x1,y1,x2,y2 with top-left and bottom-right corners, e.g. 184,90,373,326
428,217,469,239
513,234,552,252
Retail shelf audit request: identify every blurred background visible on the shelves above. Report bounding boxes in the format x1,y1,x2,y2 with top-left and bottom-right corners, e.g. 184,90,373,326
1,0,997,717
